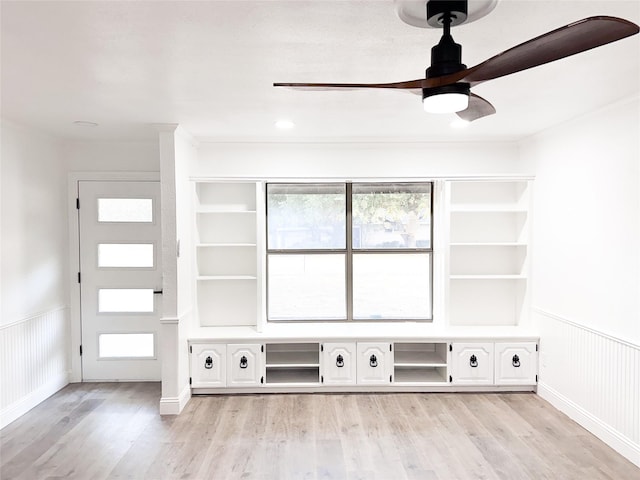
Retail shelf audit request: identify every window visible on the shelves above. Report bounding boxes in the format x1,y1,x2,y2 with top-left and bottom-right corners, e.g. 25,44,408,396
97,198,153,223
267,183,432,321
97,243,155,268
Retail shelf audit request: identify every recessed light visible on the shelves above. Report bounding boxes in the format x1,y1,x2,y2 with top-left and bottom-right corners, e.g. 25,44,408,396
450,119,470,129
73,121,99,127
275,120,295,129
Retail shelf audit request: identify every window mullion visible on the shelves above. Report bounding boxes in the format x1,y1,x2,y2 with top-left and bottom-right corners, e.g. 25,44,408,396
346,183,353,322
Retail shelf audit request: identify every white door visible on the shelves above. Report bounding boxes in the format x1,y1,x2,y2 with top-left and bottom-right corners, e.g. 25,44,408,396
78,181,162,381
357,342,392,385
450,342,494,385
191,344,226,388
494,342,538,385
227,344,263,387
322,343,357,385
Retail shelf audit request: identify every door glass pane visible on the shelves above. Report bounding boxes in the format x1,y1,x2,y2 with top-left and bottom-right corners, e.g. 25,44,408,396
352,184,431,249
268,254,346,320
267,184,346,249
98,244,154,268
98,288,154,313
98,198,153,223
353,253,431,320
98,333,154,358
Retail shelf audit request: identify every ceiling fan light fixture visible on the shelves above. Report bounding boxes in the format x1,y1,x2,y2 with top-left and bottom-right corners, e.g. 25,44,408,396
422,83,470,113
275,119,295,129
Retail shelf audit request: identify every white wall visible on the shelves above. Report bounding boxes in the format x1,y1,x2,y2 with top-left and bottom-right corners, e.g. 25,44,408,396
195,141,530,179
522,96,640,466
0,120,69,428
524,97,639,343
63,140,159,172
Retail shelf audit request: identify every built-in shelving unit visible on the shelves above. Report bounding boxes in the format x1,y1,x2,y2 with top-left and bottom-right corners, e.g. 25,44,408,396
265,343,320,385
194,181,262,327
448,180,531,326
393,342,448,384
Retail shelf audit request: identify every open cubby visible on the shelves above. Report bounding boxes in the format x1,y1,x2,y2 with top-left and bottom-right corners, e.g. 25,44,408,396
265,343,321,385
449,279,527,326
449,211,528,244
197,278,257,326
197,245,257,277
450,181,528,208
196,212,257,244
449,245,527,276
393,342,448,384
196,182,256,211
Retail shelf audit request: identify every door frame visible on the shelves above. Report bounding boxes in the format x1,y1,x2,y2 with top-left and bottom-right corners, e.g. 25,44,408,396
68,172,160,382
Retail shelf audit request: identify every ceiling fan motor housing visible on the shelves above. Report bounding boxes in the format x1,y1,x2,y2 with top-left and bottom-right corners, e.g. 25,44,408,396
423,0,470,108
425,0,468,78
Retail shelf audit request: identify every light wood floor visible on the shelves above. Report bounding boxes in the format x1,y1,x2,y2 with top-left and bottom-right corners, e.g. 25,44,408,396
1,383,638,480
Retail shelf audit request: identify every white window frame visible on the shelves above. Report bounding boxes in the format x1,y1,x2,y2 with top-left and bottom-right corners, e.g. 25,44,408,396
266,182,434,322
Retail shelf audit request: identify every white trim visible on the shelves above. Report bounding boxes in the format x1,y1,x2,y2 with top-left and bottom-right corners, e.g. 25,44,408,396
533,307,640,350
158,384,191,415
67,172,161,382
0,372,69,429
0,305,67,330
538,382,640,468
190,174,536,183
160,317,180,325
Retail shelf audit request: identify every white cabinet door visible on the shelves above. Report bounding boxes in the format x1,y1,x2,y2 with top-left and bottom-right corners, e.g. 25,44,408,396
227,344,263,387
495,342,538,385
357,342,392,385
450,343,494,385
191,344,226,388
322,343,356,385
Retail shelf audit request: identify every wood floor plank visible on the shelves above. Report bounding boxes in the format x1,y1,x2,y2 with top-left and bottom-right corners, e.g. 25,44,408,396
2,385,639,480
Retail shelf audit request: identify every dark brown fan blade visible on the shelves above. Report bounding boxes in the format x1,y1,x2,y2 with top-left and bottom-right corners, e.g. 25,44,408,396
273,79,432,90
457,94,496,122
274,17,638,94
459,16,639,85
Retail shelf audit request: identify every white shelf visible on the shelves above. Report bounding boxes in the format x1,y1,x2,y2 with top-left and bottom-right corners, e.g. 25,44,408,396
265,351,320,367
265,368,320,385
450,242,527,247
196,208,257,214
197,243,257,248
197,275,257,281
450,275,527,280
188,324,539,341
394,351,447,366
450,205,527,213
393,367,447,384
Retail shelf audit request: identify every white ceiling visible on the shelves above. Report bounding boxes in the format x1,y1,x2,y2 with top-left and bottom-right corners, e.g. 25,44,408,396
1,0,639,142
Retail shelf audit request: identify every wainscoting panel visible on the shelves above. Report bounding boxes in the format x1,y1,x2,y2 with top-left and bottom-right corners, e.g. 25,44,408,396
535,308,640,467
0,307,69,429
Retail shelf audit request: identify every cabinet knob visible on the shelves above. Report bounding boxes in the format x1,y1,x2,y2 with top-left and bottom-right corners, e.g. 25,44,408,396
240,355,248,369
369,354,378,368
470,354,478,368
336,354,344,368
512,354,521,368
204,356,213,369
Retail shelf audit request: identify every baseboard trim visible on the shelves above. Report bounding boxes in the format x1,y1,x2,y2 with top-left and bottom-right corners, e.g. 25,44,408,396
1,372,69,430
538,382,640,468
158,383,191,415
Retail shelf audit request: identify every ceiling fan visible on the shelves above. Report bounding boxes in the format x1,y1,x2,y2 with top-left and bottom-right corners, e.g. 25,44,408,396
273,0,639,122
